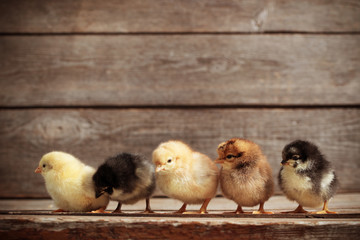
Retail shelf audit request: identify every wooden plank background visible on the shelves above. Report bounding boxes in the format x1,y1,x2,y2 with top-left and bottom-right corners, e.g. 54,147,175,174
0,0,359,33
0,0,359,198
0,35,359,107
0,108,359,197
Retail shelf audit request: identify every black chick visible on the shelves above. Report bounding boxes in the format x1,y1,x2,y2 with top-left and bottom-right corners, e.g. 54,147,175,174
278,140,338,214
93,152,156,213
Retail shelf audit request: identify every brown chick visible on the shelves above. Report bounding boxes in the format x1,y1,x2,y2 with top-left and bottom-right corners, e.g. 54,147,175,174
215,138,274,214
152,140,219,214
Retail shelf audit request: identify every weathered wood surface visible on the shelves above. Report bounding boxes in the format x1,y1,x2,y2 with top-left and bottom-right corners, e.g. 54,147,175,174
1,195,359,239
0,215,359,240
1,194,359,213
0,0,359,33
0,108,359,198
0,35,359,107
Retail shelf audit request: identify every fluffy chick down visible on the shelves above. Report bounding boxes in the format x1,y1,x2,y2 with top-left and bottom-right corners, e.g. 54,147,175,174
35,151,109,212
92,153,156,212
216,138,274,210
152,140,219,205
279,140,338,211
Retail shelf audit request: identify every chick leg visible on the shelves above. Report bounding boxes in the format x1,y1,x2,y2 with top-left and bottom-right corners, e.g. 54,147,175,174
198,198,211,214
224,205,248,214
142,198,154,214
312,200,337,214
252,202,273,214
181,198,211,214
281,204,308,214
112,202,122,213
174,203,187,214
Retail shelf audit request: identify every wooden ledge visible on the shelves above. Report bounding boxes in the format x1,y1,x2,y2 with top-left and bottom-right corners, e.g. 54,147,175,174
1,210,360,219
1,214,359,240
0,194,360,239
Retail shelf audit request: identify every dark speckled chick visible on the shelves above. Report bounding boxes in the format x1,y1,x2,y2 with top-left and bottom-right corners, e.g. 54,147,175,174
93,153,156,213
278,140,338,214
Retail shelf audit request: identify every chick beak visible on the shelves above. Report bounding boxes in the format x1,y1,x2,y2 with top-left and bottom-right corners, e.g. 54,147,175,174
281,160,289,166
34,166,42,173
214,158,224,164
156,165,165,172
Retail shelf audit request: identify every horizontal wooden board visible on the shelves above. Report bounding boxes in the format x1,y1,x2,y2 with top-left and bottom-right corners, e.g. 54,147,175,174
0,0,359,33
1,216,359,240
0,35,359,107
1,194,359,213
0,108,359,198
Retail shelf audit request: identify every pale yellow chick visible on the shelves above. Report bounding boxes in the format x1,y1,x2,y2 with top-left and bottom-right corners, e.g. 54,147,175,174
152,140,219,214
35,151,109,212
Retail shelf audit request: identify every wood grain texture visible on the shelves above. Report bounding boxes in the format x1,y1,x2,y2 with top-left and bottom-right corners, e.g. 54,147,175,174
0,108,358,198
0,35,359,107
1,194,359,213
0,0,359,33
0,215,359,240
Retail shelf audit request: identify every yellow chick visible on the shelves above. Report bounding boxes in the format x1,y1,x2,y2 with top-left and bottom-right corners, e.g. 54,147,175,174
152,140,219,214
35,151,109,212
215,138,274,214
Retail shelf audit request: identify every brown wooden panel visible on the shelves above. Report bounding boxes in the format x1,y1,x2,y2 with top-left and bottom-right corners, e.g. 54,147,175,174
1,194,359,212
0,35,359,107
0,108,358,198
1,215,360,240
0,0,359,33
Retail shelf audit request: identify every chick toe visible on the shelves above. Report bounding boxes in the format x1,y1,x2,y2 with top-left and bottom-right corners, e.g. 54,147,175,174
52,209,66,213
198,198,211,214
311,201,337,214
141,198,155,213
173,203,187,214
91,207,110,213
223,205,250,214
111,202,123,213
281,205,308,214
252,203,273,214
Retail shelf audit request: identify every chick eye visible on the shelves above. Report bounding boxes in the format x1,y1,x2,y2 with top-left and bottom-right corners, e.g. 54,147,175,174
167,159,172,163
226,155,235,159
292,155,300,160
42,164,46,168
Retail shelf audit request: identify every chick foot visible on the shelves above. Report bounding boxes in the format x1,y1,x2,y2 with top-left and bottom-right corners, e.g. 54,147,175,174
281,204,308,214
173,203,187,214
252,203,273,214
223,205,250,214
223,211,250,214
182,211,207,214
311,201,337,214
142,209,155,214
52,209,66,213
196,198,211,214
112,202,123,213
141,198,155,213
312,210,337,214
91,207,110,213
180,198,211,214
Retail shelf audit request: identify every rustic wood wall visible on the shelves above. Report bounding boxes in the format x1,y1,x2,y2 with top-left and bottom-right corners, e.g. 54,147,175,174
0,0,359,198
